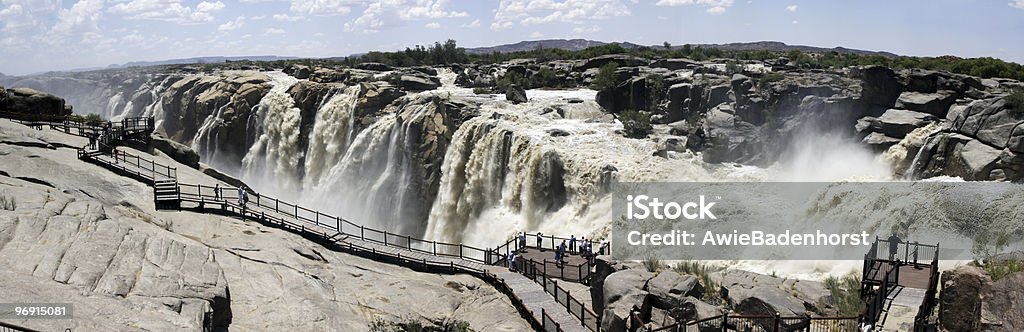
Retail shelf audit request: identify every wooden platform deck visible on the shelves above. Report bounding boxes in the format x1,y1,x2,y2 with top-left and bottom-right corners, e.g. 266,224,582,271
515,247,592,283
863,260,934,290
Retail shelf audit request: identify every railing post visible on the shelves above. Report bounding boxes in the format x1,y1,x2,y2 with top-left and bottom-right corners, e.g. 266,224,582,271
433,241,437,255
336,217,341,233
407,235,411,250
360,225,364,240
459,244,464,259
384,232,388,246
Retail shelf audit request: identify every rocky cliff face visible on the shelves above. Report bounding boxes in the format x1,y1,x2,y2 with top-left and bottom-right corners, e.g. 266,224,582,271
4,57,1023,247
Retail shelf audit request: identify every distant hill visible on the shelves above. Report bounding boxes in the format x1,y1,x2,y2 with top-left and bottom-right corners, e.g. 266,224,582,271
108,56,299,69
465,39,898,58
465,39,645,54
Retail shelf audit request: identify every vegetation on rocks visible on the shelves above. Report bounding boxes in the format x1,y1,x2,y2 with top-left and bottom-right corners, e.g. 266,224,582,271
618,110,653,139
672,261,725,303
369,317,474,332
0,194,15,210
68,113,105,126
1006,88,1024,110
823,273,864,316
592,63,618,91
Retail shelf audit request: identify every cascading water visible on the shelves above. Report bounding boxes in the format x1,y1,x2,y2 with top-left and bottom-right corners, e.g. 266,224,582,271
240,72,303,197
302,85,361,187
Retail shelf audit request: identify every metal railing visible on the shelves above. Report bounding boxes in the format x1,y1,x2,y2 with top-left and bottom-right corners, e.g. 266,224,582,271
871,237,939,266
513,257,602,331
542,308,565,332
174,183,495,270
650,313,861,332
912,245,941,331
0,321,40,332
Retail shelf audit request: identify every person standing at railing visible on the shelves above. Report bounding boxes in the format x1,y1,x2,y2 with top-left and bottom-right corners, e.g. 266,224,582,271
536,232,543,251
554,243,562,266
888,234,901,262
569,235,576,254
215,183,221,200
519,232,527,253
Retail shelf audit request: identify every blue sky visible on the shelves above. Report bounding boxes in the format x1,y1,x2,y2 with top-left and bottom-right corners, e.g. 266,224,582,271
1,0,1022,75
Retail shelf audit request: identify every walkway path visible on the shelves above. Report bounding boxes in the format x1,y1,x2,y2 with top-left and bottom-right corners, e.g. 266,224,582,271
1,115,597,332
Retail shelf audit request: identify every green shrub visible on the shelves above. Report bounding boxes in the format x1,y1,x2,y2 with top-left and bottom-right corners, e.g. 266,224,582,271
645,74,667,112
618,110,653,139
496,71,528,91
672,261,726,303
643,255,663,272
758,72,785,90
0,194,15,211
69,113,105,126
823,273,865,316
531,67,559,88
369,317,473,332
471,87,491,95
1006,88,1024,111
592,63,619,91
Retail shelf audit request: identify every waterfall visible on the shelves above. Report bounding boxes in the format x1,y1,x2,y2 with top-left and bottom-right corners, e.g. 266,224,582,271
302,85,361,187
240,73,303,197
192,102,229,164
303,102,437,233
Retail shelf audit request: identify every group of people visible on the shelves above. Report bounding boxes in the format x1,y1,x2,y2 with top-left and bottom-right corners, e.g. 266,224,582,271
505,231,609,271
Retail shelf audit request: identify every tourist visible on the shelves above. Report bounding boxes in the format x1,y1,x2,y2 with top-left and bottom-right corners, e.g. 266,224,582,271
599,241,608,255
887,234,901,261
215,183,221,200
507,252,515,271
519,232,527,252
536,231,543,251
579,236,586,255
569,235,576,254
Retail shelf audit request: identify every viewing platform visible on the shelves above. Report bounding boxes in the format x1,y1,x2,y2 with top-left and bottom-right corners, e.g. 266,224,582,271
861,237,940,331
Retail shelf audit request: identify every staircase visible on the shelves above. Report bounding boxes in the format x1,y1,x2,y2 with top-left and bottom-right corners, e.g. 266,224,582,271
154,179,180,209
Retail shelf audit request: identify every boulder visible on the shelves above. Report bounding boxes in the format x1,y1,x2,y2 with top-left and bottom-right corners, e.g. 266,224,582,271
603,269,654,313
199,163,249,189
859,65,901,108
876,109,937,138
151,133,200,169
956,139,1002,180
505,84,528,104
895,91,957,117
862,132,903,152
577,54,649,71
358,81,404,117
290,65,311,79
397,74,441,91
952,98,1024,152
983,272,1024,331
644,271,704,305
649,58,701,71
940,266,990,332
4,87,70,116
355,62,393,71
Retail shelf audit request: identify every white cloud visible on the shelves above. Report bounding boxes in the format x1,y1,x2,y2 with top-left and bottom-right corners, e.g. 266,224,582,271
197,1,225,12
109,0,222,24
290,0,357,16
52,0,106,35
529,31,543,38
491,0,632,30
655,0,735,15
1011,0,1024,9
461,18,481,28
265,27,285,34
424,22,440,28
792,20,798,24
218,16,245,31
785,4,797,12
273,13,305,21
344,0,467,32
